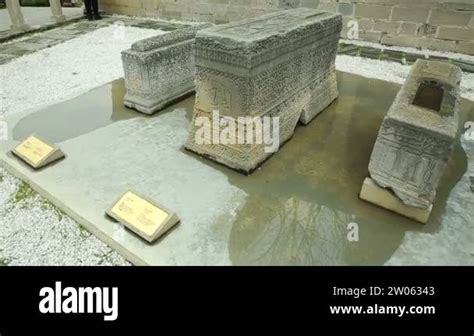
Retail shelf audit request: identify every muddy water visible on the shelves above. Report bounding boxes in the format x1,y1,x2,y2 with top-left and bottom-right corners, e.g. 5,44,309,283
13,78,196,143
13,79,137,143
183,72,474,266
12,72,474,266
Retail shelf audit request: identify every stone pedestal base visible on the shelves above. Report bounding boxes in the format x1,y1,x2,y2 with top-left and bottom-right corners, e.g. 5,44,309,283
300,68,338,125
360,178,432,224
51,15,67,23
124,87,194,115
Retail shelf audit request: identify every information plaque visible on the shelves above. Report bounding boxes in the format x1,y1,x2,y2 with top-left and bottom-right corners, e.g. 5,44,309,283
106,190,180,243
12,134,65,169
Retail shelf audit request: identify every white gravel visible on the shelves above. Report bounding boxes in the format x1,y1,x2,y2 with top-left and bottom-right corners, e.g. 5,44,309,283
0,25,164,117
335,54,474,102
0,167,130,266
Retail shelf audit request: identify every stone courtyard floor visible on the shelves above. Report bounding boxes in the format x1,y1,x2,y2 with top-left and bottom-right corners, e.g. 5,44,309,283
0,6,84,34
0,14,187,65
0,16,473,266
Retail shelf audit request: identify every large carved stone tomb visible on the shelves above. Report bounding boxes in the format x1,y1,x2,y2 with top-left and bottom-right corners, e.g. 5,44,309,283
185,9,342,173
361,59,462,223
122,23,212,114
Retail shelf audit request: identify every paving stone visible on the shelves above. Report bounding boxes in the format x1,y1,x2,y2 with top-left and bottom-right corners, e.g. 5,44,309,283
438,27,474,42
130,21,162,28
337,3,354,16
429,9,472,27
457,41,474,56
0,54,15,65
0,31,12,40
392,7,430,23
0,47,32,57
12,41,47,51
41,31,78,40
355,4,391,20
22,37,63,47
69,22,102,30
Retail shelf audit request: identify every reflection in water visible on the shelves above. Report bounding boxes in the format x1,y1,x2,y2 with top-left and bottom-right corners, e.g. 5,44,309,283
13,78,196,143
213,72,472,265
13,79,138,143
230,197,352,265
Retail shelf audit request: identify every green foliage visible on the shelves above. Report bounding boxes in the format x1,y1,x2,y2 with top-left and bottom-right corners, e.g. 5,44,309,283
40,199,66,221
13,182,35,203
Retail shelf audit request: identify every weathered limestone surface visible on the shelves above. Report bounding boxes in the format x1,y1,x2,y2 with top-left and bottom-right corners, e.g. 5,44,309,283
360,178,432,224
185,9,342,173
122,23,212,115
368,59,462,210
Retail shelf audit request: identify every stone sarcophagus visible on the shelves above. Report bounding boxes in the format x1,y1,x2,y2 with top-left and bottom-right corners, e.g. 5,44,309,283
122,23,212,115
361,59,462,223
185,9,342,173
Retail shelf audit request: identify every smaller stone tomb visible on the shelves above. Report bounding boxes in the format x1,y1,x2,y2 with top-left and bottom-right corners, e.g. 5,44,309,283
106,190,180,243
12,134,65,169
122,23,212,115
185,9,342,174
361,59,462,223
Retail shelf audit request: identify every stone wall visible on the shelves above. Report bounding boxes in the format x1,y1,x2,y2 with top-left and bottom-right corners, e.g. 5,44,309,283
99,0,474,55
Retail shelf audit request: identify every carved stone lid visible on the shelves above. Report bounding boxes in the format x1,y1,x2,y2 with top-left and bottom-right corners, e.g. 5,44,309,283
387,59,462,138
195,8,342,53
206,9,335,39
131,23,213,52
